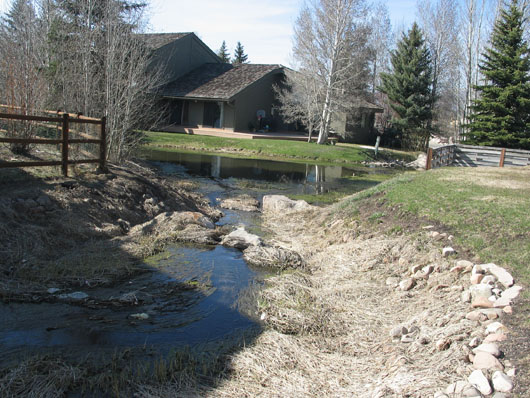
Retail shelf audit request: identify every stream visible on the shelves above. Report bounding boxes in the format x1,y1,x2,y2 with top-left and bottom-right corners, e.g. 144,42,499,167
0,151,396,369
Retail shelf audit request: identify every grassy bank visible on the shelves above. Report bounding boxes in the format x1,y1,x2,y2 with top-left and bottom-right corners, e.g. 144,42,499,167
142,131,415,165
336,166,530,284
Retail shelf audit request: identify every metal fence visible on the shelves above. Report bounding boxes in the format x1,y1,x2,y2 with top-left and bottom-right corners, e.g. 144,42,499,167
426,144,530,170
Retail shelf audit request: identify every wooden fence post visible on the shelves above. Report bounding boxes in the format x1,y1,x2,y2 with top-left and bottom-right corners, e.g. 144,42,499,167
62,113,69,177
99,116,107,173
499,148,506,167
426,148,433,170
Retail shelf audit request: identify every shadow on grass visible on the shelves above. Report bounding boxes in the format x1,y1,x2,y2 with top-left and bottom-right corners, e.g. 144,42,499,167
0,165,263,397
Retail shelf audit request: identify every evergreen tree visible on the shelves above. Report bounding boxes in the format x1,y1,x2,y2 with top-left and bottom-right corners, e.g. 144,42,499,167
217,40,230,63
379,23,433,151
232,41,248,64
466,0,530,149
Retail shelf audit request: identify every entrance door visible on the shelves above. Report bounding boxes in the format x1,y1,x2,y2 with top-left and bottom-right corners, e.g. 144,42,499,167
203,102,221,128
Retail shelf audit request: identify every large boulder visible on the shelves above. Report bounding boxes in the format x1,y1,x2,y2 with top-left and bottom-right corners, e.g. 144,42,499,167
262,195,312,213
221,227,263,250
243,245,304,269
219,195,260,212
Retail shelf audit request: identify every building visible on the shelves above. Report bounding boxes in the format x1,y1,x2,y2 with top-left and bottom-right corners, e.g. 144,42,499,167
142,32,382,143
142,32,286,133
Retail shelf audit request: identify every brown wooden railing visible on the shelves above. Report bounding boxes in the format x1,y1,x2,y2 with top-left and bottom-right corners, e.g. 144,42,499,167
0,108,106,177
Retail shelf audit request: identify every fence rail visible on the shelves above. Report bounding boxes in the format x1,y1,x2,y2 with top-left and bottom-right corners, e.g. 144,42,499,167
0,107,106,177
426,144,530,170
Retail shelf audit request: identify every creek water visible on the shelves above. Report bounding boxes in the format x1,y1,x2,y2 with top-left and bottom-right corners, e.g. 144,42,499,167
0,151,393,366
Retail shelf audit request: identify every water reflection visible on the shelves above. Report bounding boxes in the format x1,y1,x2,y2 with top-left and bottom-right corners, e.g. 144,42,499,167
145,149,390,196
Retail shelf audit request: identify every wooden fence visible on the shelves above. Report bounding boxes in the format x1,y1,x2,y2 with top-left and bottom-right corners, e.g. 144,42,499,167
0,108,106,177
426,144,530,170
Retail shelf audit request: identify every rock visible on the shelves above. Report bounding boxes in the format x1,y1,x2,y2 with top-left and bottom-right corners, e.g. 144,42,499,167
503,306,512,314
486,322,507,335
481,275,497,285
473,343,501,357
472,296,493,308
130,313,149,320
481,263,514,288
174,224,223,245
410,264,422,274
401,334,414,343
399,278,415,291
431,231,441,239
462,386,482,398
461,290,472,303
468,370,492,395
385,277,400,288
59,291,89,301
501,285,522,301
506,368,516,377
220,227,263,250
492,393,508,398
484,333,507,343
262,195,312,213
422,225,435,230
422,265,434,275
219,195,260,212
470,274,484,284
243,245,304,269
466,311,486,322
473,351,504,371
443,247,456,257
472,264,485,275
481,308,503,319
445,381,472,395
390,325,407,339
434,393,449,398
493,296,512,308
470,284,493,299
469,337,481,348
492,371,513,392
436,338,451,351
418,336,430,345
457,259,474,269
47,288,61,294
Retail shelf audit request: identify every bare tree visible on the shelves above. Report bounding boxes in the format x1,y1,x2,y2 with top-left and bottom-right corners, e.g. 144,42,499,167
274,69,322,142
369,1,393,96
0,0,47,154
40,0,162,162
291,0,372,144
416,0,462,138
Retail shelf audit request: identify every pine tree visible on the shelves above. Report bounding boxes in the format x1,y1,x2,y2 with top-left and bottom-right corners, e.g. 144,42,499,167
217,40,230,63
232,41,248,64
466,0,530,150
379,23,433,151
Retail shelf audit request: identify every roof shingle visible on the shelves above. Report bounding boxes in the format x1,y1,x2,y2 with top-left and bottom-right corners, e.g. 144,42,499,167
138,33,191,50
158,63,284,100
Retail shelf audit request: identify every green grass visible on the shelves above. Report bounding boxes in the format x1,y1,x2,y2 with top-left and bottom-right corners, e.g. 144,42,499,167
337,167,530,284
141,131,415,166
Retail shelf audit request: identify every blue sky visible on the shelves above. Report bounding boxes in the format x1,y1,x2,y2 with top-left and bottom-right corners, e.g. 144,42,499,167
0,0,417,65
148,0,417,65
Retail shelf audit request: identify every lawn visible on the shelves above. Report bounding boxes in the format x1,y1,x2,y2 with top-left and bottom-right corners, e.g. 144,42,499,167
337,167,530,283
141,131,415,166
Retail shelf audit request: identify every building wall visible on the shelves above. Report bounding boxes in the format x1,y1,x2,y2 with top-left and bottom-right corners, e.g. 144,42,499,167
188,101,204,126
332,110,378,145
233,72,284,131
150,34,220,84
223,103,235,129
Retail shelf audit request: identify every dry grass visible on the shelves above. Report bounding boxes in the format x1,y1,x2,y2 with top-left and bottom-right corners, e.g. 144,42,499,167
137,207,483,397
0,357,82,398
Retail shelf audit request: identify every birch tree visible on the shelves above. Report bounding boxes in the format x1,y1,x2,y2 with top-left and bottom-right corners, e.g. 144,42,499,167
291,0,372,144
0,0,47,153
274,69,322,141
417,0,461,137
